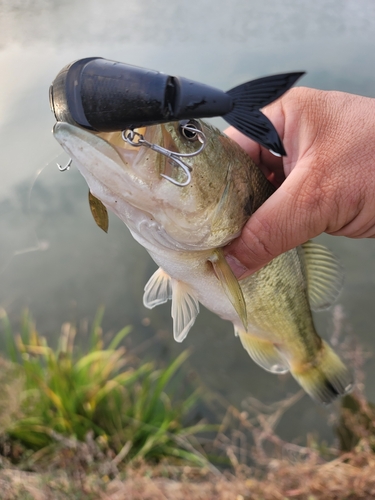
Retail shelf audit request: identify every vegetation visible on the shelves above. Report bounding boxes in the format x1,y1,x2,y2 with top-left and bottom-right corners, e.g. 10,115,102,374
1,305,375,499
0,308,210,469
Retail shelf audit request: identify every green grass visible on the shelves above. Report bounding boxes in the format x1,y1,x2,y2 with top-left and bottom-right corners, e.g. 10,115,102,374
2,309,375,499
0,308,211,467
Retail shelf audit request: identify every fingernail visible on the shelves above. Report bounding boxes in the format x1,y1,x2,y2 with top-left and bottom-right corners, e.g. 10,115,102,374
225,254,249,279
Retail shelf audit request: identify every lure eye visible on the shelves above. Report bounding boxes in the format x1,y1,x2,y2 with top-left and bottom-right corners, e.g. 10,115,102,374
179,120,202,142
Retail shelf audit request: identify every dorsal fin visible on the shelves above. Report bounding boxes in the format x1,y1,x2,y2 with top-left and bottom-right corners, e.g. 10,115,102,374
143,267,172,309
171,281,199,343
300,241,344,311
235,327,289,374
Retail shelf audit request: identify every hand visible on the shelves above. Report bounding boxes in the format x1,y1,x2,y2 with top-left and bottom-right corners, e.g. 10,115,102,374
224,87,375,279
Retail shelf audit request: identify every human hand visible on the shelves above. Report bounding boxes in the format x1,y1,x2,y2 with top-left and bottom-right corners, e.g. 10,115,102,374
224,87,375,279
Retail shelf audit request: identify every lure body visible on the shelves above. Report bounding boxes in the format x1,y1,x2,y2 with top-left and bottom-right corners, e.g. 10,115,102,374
50,57,304,156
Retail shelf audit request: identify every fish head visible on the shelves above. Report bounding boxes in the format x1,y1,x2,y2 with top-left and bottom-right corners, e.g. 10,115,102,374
53,119,260,251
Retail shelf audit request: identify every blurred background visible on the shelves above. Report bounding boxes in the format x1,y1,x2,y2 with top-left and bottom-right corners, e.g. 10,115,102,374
1,0,375,445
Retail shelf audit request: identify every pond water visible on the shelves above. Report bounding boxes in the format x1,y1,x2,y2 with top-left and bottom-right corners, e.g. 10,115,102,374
1,0,375,445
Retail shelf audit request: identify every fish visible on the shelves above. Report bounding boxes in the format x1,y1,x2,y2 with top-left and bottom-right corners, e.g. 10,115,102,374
52,117,353,404
49,57,304,156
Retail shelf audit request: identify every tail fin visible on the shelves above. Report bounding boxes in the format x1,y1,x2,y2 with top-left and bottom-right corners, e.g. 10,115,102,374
290,341,353,405
224,72,305,156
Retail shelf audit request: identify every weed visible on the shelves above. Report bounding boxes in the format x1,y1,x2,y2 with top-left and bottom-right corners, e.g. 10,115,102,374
0,308,211,468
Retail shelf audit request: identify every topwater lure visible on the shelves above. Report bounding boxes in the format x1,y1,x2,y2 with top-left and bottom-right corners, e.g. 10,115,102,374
49,57,304,156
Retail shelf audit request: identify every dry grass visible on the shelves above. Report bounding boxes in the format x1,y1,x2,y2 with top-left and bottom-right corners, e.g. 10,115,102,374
2,381,375,500
1,305,375,499
1,450,375,500
104,455,375,499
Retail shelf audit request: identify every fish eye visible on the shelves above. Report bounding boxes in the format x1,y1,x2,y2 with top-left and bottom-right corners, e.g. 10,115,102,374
179,120,202,142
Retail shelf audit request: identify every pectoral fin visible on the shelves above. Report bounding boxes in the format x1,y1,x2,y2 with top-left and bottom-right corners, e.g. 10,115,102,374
208,249,248,330
300,241,344,311
88,191,109,233
143,267,172,309
235,327,289,374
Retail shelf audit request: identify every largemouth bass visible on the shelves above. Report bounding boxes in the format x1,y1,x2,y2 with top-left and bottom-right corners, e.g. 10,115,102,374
53,119,353,404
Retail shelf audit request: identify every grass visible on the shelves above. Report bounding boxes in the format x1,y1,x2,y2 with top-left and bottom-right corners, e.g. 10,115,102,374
2,393,375,500
1,305,375,499
0,308,211,469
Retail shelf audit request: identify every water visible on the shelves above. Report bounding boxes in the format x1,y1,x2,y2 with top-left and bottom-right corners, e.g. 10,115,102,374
1,0,375,444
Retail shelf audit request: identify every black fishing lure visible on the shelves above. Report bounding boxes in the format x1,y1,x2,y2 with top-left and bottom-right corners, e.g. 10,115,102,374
50,57,304,156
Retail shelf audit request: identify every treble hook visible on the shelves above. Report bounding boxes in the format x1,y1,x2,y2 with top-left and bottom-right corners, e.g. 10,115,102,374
161,157,192,187
121,126,206,187
57,158,72,171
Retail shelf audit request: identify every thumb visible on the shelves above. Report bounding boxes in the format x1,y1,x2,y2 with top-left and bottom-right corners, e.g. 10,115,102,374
224,164,325,279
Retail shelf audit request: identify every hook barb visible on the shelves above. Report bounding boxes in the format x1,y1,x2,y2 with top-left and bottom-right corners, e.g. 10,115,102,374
57,158,72,171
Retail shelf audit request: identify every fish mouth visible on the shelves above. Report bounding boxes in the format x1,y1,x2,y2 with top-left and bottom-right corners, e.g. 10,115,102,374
99,125,177,184
53,121,164,183
96,126,155,164
53,121,193,196
52,121,173,228
53,121,135,163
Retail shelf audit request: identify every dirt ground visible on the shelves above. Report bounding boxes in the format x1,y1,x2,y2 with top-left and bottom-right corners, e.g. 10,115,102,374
2,452,375,500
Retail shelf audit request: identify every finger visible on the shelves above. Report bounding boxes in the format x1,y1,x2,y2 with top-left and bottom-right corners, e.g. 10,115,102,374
224,164,326,279
329,213,375,238
224,126,261,160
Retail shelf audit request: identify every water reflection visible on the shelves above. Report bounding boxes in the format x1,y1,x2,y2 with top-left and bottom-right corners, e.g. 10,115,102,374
1,0,375,444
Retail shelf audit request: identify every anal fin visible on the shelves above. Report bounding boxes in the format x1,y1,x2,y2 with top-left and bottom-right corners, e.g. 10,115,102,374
235,327,289,374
